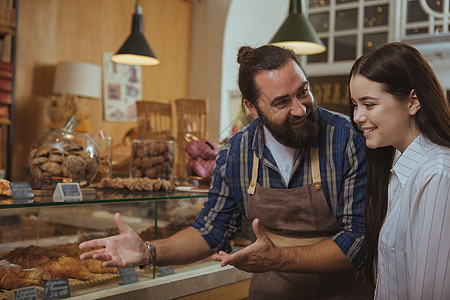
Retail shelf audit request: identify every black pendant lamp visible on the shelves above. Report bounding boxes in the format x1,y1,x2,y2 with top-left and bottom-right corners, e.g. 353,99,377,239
270,0,326,55
111,0,160,66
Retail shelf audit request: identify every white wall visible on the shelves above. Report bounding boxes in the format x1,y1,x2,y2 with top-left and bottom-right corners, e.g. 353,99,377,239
189,0,290,141
220,0,289,140
188,0,232,142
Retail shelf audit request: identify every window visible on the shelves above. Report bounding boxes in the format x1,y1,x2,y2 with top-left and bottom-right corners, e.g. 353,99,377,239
306,0,390,66
304,0,449,112
403,0,450,36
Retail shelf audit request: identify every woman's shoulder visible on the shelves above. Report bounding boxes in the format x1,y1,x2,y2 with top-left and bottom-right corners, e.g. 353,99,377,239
416,140,450,178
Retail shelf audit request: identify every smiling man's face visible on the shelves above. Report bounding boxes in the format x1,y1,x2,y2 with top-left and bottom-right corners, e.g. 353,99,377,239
246,60,319,149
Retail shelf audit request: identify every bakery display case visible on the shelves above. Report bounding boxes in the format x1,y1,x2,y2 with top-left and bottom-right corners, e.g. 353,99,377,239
0,189,252,299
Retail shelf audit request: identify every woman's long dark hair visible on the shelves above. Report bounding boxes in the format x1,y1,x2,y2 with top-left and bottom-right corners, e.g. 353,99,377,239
349,42,450,285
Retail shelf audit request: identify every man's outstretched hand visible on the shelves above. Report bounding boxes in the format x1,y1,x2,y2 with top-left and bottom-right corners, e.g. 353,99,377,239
212,218,281,273
79,213,149,268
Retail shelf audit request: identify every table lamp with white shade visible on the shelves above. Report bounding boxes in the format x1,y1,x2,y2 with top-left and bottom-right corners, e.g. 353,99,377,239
49,61,102,131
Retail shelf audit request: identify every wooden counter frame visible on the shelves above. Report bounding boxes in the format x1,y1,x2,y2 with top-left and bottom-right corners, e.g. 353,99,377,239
69,263,252,300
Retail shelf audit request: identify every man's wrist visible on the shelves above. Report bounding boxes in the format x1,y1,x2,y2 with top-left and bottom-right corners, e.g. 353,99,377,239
139,241,156,269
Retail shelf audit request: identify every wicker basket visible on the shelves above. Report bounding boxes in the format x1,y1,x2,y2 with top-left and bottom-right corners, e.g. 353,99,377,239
136,100,175,140
0,1,14,31
173,98,209,178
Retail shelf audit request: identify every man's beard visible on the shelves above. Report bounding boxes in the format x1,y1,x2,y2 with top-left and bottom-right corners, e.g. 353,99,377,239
258,105,319,149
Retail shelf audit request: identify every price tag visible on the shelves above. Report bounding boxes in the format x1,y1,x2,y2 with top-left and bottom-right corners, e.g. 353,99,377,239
10,182,34,200
8,286,37,300
52,183,83,202
158,266,175,277
118,267,139,285
13,198,34,205
43,279,70,299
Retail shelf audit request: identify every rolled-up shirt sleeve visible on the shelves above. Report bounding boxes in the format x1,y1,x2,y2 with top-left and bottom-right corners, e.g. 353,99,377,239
193,144,242,253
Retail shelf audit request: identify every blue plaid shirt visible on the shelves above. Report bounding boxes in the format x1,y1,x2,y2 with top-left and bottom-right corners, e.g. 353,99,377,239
193,107,367,269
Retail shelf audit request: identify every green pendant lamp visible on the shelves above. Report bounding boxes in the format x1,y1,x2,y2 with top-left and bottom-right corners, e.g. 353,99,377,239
270,0,326,55
111,0,160,66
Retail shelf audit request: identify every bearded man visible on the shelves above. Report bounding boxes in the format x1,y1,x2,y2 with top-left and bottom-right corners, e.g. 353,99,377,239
80,45,369,299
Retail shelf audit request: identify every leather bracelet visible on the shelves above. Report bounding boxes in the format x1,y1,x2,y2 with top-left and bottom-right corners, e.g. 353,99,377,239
139,241,156,270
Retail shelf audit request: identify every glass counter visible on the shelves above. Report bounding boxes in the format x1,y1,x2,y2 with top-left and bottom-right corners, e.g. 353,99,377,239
0,188,251,299
0,188,208,209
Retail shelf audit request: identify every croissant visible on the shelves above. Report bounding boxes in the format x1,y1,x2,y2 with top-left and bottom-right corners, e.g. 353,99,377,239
40,255,91,281
1,246,49,268
0,260,53,289
0,259,54,283
46,243,81,259
0,260,22,274
0,272,41,290
1,248,21,263
20,267,54,281
82,259,118,274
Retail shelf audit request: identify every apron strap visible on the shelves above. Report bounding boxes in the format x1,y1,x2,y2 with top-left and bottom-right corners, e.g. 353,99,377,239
247,152,259,195
311,147,321,184
248,148,321,194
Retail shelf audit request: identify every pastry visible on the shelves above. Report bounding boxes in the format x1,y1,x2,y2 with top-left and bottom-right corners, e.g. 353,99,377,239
40,255,91,281
0,179,12,196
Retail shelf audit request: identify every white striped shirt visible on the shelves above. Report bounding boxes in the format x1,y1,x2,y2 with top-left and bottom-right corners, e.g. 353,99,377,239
375,135,450,299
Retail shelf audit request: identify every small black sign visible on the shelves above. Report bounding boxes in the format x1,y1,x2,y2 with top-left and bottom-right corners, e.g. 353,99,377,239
13,198,34,205
158,266,175,277
43,279,70,299
9,287,37,300
53,183,82,202
118,267,139,285
61,184,80,196
10,182,34,200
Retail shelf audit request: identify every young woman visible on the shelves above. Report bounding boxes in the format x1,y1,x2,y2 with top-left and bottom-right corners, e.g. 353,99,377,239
349,42,450,299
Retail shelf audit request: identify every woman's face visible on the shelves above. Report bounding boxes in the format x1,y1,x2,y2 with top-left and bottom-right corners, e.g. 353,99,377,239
350,75,421,152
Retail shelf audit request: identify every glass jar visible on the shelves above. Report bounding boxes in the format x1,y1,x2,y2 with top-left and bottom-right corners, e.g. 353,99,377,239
29,116,99,187
130,140,175,181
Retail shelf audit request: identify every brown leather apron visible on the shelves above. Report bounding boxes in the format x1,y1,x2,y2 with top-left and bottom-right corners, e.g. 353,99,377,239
246,148,359,299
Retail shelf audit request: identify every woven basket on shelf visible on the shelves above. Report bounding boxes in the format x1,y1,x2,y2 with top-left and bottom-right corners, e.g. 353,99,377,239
0,0,15,33
136,100,175,140
173,98,209,178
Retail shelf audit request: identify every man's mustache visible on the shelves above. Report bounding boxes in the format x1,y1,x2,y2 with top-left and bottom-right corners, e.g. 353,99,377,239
287,107,311,126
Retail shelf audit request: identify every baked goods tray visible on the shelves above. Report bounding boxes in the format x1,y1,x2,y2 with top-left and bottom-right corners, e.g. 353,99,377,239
0,272,127,299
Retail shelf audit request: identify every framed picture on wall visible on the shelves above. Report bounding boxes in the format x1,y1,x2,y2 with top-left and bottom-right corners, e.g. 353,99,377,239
102,52,142,121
